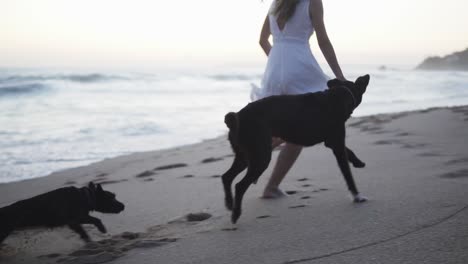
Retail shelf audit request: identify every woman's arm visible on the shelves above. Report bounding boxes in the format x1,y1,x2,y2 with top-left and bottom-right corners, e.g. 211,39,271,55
309,0,345,80
259,15,272,56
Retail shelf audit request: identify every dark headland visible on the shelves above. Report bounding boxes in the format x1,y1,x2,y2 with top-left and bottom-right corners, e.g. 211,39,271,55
416,48,468,71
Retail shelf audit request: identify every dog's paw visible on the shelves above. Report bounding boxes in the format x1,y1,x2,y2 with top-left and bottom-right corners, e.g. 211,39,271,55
352,161,366,168
96,223,107,233
98,226,107,234
353,194,368,203
231,208,241,224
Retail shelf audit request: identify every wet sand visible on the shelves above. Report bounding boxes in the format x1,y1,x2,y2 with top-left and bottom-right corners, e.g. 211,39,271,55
1,105,468,264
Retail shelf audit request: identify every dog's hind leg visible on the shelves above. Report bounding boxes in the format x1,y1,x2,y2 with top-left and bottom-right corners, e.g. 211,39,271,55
346,147,366,168
232,145,271,224
222,154,247,211
327,126,367,203
68,223,91,242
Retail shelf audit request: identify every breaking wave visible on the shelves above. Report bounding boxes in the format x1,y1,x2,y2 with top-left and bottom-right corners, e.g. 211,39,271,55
0,73,124,84
0,83,48,97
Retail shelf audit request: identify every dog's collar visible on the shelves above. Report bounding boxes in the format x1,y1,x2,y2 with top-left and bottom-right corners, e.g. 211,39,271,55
341,86,357,109
82,187,96,211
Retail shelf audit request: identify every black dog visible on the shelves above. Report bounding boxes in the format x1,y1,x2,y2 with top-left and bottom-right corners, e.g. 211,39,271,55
0,182,125,244
222,75,370,223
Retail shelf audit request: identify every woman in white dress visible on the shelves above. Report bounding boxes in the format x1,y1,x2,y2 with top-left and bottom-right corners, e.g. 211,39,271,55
253,0,347,198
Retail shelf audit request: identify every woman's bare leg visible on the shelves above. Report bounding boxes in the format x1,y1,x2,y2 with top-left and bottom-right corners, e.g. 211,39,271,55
262,142,302,198
271,137,284,149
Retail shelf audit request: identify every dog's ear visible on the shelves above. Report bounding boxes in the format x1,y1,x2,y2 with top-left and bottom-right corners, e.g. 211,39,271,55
96,184,103,192
355,74,370,93
88,182,96,191
327,79,342,89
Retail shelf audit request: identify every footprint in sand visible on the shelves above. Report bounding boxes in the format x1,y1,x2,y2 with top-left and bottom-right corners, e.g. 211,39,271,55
444,157,468,165
221,227,238,231
348,119,368,128
153,163,188,171
210,175,221,178
439,169,468,179
135,171,157,178
301,184,312,187
401,143,428,149
312,188,329,193
69,248,105,257
186,212,212,222
300,196,311,200
395,132,411,137
297,178,309,182
361,126,384,133
417,152,443,157
131,238,178,249
181,174,194,179
374,139,402,145
143,178,154,182
289,205,307,209
94,179,128,185
369,129,389,135
120,232,140,240
256,215,271,219
285,190,298,195
390,112,409,120
39,253,61,259
64,180,77,185
201,157,224,164
66,251,123,264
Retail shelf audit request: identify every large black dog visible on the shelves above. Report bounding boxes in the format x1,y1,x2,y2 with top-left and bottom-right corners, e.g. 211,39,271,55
222,75,370,223
0,182,125,244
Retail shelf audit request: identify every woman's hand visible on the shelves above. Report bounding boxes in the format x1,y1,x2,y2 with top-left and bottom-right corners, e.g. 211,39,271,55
337,75,347,82
310,0,345,82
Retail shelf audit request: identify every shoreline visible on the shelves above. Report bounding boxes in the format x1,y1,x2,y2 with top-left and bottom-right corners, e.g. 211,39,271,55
1,104,468,264
2,104,467,186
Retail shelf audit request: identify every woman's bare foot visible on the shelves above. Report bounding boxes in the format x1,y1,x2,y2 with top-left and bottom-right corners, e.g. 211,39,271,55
262,187,286,199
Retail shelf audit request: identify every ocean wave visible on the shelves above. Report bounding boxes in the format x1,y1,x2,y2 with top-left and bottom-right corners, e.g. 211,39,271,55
120,125,164,137
0,73,125,84
0,83,48,96
209,74,262,81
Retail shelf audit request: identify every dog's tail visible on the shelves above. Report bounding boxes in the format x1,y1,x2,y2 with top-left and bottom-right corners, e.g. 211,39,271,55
224,112,240,150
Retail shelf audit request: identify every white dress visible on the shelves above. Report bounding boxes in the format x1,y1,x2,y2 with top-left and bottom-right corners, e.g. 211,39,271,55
251,0,329,101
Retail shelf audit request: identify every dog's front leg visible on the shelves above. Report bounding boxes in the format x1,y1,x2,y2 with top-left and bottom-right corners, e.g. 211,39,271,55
327,126,367,203
346,147,366,168
68,223,91,242
332,146,367,203
80,215,107,233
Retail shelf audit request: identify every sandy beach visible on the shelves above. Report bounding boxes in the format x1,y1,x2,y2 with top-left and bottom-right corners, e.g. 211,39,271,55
1,105,468,264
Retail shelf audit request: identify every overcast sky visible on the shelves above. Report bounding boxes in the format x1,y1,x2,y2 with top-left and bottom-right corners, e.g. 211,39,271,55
1,0,467,68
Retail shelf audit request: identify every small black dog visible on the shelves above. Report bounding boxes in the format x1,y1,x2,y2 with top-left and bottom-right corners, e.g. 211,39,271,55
222,75,370,223
0,182,124,244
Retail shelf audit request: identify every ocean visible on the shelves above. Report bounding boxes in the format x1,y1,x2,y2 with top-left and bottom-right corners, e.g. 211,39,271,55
1,64,467,183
